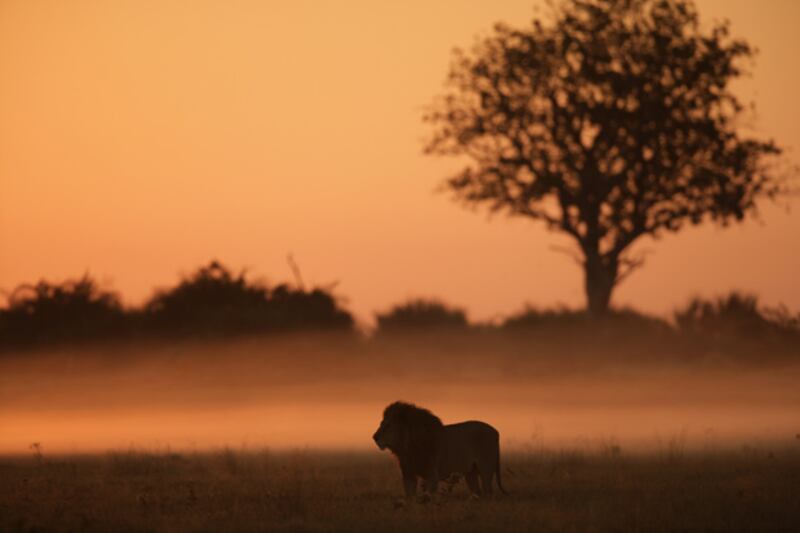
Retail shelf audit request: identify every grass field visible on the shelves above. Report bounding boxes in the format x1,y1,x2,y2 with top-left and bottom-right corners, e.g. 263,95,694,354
2,447,799,532
2,338,799,531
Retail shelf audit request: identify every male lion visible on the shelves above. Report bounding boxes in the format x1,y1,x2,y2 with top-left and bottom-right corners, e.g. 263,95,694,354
372,401,507,498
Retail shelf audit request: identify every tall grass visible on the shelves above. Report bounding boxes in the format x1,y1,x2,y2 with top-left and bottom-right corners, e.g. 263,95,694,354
2,447,798,532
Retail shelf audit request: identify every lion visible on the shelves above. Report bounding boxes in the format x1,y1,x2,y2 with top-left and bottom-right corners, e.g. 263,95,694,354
372,401,507,499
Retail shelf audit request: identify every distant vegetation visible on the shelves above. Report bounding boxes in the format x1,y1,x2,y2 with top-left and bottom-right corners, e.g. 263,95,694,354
0,260,353,350
0,261,798,361
673,292,800,360
0,275,128,347
496,297,799,362
375,299,469,335
144,261,353,337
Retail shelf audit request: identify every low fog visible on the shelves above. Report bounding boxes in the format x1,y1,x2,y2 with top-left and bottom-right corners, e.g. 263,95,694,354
2,334,799,454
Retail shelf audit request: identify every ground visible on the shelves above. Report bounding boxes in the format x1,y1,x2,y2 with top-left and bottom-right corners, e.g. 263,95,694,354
1,447,799,532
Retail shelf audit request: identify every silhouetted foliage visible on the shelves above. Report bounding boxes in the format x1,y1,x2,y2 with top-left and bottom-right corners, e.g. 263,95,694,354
501,304,676,359
0,274,126,348
674,292,800,358
502,305,590,330
144,261,270,335
503,305,667,332
676,292,770,338
425,0,785,315
762,306,800,334
0,261,354,350
375,299,468,334
265,284,354,332
144,261,353,337
1,265,797,363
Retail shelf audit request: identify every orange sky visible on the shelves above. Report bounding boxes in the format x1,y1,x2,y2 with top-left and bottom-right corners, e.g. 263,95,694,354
1,0,798,325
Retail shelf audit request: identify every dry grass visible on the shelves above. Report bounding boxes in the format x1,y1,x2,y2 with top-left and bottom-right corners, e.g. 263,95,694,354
1,447,799,532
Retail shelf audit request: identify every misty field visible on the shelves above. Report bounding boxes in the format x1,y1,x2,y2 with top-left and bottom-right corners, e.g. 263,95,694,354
2,334,800,531
2,447,799,532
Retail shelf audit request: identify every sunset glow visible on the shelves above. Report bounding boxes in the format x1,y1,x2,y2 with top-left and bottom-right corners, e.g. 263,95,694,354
2,0,798,322
2,3,800,530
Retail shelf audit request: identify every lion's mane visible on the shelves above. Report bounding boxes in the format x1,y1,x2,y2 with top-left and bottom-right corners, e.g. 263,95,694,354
382,401,444,475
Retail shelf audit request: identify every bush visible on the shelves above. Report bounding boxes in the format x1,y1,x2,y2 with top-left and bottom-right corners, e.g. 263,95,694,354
674,292,800,359
0,261,355,350
374,299,468,334
499,305,676,361
675,292,772,338
144,260,353,337
0,275,127,348
503,305,671,334
501,306,589,330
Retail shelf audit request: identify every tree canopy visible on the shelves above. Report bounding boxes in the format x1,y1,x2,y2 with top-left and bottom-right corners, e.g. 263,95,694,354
425,0,784,314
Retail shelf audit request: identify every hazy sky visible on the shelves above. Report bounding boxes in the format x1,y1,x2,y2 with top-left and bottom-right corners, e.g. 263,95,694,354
1,0,798,325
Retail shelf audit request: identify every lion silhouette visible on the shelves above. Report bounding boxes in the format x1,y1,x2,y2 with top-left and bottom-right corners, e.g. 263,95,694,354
372,401,507,498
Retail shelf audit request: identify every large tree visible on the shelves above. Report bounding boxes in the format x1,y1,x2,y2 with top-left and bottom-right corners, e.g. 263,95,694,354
424,0,784,314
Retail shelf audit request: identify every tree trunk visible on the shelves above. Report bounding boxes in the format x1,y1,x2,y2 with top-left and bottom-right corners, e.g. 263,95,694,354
584,253,616,316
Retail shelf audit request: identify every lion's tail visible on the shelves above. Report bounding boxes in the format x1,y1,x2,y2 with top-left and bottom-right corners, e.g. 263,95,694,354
496,446,508,495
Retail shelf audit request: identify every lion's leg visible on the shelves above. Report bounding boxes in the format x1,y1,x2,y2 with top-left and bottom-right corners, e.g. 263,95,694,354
403,475,417,498
444,474,459,493
423,477,438,497
465,467,481,495
477,461,494,495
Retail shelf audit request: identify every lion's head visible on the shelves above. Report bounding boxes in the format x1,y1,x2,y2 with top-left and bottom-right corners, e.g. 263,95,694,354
373,402,443,470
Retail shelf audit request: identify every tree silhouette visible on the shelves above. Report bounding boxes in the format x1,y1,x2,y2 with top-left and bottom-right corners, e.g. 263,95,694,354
425,0,784,314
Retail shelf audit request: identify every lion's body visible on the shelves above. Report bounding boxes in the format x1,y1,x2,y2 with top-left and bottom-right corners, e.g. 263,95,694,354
437,421,503,495
372,402,506,498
